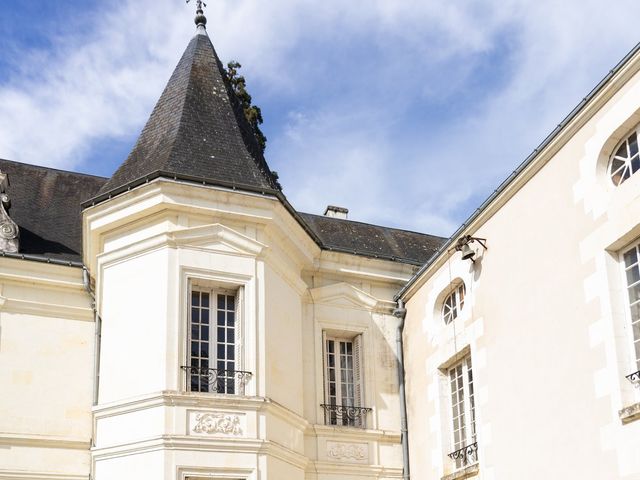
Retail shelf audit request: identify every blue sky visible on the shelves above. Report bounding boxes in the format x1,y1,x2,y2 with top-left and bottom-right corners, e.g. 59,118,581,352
0,1,639,236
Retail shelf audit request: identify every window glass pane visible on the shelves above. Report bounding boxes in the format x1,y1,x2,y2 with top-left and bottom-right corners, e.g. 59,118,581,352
612,158,625,171
624,248,638,267
632,320,640,340
629,134,638,156
626,267,640,286
632,156,640,174
629,284,640,304
218,294,225,309
201,309,209,324
201,292,209,308
615,141,628,158
217,310,225,326
191,291,200,306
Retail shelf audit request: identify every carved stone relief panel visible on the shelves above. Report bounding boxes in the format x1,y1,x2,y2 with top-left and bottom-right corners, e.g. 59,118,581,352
188,410,246,437
326,441,369,464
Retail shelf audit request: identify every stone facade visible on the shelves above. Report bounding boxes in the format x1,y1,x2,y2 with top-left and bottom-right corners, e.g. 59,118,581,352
400,37,640,480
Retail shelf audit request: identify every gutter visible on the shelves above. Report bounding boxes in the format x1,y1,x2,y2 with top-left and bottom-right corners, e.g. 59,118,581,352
0,250,83,268
395,39,640,302
393,299,410,480
82,267,102,407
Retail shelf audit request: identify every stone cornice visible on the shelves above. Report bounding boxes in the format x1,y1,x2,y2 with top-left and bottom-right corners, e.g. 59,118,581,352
0,432,90,450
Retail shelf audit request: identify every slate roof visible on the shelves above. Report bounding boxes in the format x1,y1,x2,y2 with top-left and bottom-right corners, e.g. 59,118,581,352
300,213,445,265
0,24,445,267
0,159,443,265
0,159,107,263
98,28,278,197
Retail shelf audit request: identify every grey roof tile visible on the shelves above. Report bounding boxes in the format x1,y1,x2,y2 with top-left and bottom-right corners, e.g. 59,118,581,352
0,159,444,266
0,159,106,262
299,213,445,265
98,30,278,196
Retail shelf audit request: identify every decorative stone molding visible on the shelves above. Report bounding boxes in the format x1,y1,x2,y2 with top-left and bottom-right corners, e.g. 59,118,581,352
326,441,368,463
619,402,640,424
0,171,19,253
441,463,479,480
189,411,244,436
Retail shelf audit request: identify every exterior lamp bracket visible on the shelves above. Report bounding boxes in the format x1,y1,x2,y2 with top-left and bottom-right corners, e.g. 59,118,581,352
450,235,488,262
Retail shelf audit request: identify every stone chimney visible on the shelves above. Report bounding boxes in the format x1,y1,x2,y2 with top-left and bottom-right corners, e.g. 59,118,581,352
324,205,349,220
0,170,19,253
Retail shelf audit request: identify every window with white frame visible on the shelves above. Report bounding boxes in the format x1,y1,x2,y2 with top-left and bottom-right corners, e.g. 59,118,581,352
622,242,640,372
184,286,250,395
321,334,370,427
447,356,478,469
442,283,466,325
609,128,640,186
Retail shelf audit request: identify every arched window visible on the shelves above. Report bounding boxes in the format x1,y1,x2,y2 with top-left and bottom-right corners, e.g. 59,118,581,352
442,283,466,325
609,129,640,186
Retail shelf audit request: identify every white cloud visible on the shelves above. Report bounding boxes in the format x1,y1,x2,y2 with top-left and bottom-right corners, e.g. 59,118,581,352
0,0,638,236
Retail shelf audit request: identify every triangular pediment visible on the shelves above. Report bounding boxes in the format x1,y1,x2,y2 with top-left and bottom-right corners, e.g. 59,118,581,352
169,223,267,256
309,282,381,310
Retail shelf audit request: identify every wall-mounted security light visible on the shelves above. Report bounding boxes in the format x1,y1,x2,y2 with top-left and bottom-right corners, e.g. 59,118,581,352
451,235,488,262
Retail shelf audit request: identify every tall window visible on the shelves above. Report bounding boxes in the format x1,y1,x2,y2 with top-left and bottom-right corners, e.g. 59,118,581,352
186,287,249,395
322,334,369,427
609,129,640,186
448,356,477,469
623,243,640,370
443,283,466,325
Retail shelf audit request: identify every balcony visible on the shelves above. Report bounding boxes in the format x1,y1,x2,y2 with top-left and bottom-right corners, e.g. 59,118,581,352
320,403,372,428
448,442,478,469
182,366,252,395
626,370,640,387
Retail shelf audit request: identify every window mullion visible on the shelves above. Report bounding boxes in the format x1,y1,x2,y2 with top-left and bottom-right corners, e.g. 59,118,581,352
462,360,472,447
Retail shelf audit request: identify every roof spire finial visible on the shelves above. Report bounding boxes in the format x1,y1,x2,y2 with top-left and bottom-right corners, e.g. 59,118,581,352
186,0,207,30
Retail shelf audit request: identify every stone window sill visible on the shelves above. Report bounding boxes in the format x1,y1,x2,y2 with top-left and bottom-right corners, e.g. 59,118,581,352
619,402,640,424
441,464,479,480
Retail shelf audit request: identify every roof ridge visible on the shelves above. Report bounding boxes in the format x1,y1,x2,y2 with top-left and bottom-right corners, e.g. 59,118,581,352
299,211,446,239
0,158,109,180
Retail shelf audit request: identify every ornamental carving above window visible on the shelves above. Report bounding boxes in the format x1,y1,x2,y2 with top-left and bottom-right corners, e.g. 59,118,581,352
609,130,640,186
442,283,466,325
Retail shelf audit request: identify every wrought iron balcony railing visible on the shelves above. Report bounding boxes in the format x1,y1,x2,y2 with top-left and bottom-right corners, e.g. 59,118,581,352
626,370,640,387
320,403,372,428
182,366,252,396
448,442,478,468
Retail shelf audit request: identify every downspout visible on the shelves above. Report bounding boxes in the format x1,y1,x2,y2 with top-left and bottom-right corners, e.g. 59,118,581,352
393,299,410,480
83,267,101,406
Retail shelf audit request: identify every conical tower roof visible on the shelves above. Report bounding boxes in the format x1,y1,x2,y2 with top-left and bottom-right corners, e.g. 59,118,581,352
98,21,278,196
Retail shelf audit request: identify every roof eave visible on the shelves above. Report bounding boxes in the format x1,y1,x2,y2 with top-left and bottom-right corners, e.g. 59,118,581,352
395,39,640,302
81,171,431,266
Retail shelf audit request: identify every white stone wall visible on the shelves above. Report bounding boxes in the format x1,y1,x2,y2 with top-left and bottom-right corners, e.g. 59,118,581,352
0,258,94,479
403,47,640,480
80,181,409,479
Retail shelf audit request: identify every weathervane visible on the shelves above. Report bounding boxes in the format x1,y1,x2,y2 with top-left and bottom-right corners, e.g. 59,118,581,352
186,0,207,28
